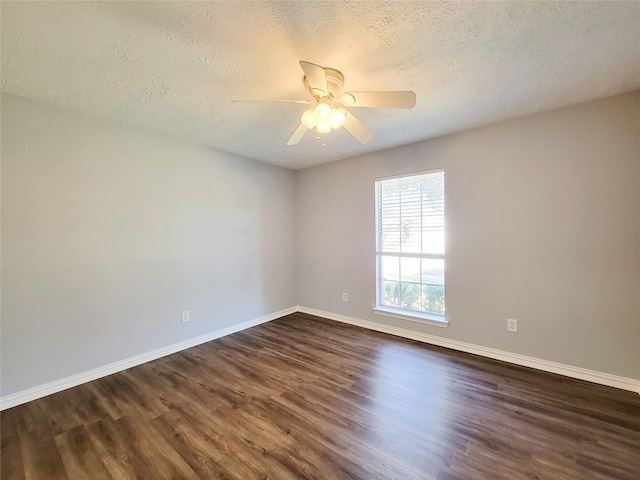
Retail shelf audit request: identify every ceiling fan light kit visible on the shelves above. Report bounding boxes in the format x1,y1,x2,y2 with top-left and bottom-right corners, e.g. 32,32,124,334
285,61,416,146
300,102,347,132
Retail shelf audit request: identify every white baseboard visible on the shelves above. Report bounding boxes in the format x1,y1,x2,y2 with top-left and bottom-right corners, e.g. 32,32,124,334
3,304,637,410
297,306,640,395
0,306,298,411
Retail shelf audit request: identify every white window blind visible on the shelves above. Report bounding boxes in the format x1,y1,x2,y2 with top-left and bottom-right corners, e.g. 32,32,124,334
375,170,445,318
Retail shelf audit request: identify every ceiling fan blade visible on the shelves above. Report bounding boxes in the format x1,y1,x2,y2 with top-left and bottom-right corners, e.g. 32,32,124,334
286,122,309,146
300,61,328,95
343,110,374,144
339,91,416,109
231,99,313,104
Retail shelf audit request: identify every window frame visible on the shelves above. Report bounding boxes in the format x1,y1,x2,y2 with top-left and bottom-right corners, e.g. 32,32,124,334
373,169,447,328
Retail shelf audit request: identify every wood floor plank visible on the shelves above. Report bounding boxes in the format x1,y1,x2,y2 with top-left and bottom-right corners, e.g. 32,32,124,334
82,383,127,422
151,407,239,479
19,427,67,480
55,425,113,480
275,380,449,478
247,393,416,480
156,401,301,480
1,408,19,440
5,401,54,438
85,417,153,480
1,434,25,480
236,397,394,480
2,312,638,479
87,415,199,480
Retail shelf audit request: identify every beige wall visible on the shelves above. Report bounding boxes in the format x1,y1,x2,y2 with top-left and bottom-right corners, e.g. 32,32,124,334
1,94,296,396
295,91,640,379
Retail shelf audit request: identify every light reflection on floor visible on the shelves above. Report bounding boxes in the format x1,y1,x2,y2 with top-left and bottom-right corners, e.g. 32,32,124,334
354,341,461,472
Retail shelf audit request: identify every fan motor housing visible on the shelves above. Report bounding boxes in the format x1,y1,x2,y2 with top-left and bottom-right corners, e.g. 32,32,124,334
304,67,344,100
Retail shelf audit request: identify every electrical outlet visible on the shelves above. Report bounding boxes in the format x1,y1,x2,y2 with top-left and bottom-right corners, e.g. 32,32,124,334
181,311,190,323
507,318,518,332
342,293,348,302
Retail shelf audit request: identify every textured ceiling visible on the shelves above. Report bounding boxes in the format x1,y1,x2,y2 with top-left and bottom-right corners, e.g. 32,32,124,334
2,1,639,169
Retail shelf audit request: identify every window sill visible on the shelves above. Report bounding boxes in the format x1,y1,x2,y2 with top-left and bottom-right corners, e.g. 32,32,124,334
372,307,448,328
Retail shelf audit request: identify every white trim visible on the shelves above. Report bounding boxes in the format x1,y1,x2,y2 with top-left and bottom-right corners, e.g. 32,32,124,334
376,252,445,259
373,306,448,328
375,167,444,182
3,304,637,411
0,306,297,411
297,306,640,395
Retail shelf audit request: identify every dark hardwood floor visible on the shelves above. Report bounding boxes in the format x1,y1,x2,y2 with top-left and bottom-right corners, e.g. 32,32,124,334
2,312,639,479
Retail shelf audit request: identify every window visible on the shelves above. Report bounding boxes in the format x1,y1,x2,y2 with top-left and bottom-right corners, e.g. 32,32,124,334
374,170,446,326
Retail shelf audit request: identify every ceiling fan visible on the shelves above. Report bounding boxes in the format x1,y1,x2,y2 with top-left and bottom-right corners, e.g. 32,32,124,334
242,61,416,146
